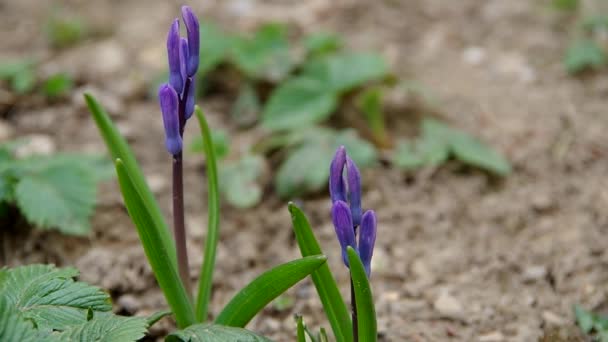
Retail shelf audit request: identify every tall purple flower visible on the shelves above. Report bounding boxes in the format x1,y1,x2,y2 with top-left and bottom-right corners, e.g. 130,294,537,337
329,146,377,278
158,84,182,155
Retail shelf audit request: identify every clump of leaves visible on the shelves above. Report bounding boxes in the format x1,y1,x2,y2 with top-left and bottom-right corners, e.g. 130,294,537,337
0,142,111,235
574,305,608,341
42,73,74,98
394,118,511,175
561,8,608,73
0,264,153,341
0,60,74,98
46,11,87,49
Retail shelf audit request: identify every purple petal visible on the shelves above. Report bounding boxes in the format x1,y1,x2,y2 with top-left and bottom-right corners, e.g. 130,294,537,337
158,84,182,155
346,156,362,227
358,210,377,277
331,200,356,267
329,146,347,203
181,6,199,77
184,76,195,120
179,37,189,91
167,19,183,94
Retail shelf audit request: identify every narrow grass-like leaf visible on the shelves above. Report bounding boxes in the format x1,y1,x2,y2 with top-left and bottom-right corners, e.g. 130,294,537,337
146,310,172,327
297,316,306,342
347,247,377,342
288,203,353,342
84,93,177,266
167,323,272,342
215,255,327,327
194,107,221,322
115,159,195,328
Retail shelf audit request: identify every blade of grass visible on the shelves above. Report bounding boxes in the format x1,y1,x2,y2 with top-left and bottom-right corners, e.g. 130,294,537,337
215,255,327,327
297,316,306,342
346,247,377,342
115,159,196,328
194,106,221,322
84,93,177,267
288,203,353,342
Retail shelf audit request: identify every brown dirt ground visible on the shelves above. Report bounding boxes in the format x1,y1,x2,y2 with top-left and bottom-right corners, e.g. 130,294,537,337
2,0,608,341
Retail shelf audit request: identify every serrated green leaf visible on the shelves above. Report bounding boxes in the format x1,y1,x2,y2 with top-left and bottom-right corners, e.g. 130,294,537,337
215,255,327,327
302,53,388,93
231,23,293,81
347,247,377,342
42,73,73,98
304,32,342,57
0,264,111,331
114,160,196,328
166,323,273,342
15,164,96,235
199,22,234,76
219,155,264,208
189,130,230,161
0,296,45,342
262,77,338,131
564,39,606,73
288,203,352,342
231,82,261,127
275,129,376,198
57,313,148,342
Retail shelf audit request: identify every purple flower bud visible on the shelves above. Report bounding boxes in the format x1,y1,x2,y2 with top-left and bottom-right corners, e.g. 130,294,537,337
181,6,199,77
179,37,189,90
346,156,362,227
158,84,182,155
329,146,347,203
167,19,183,94
359,210,377,277
331,200,357,267
184,76,195,120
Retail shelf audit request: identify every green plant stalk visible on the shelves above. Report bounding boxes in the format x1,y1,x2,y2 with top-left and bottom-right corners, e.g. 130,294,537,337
115,159,196,328
347,247,377,342
351,278,358,342
288,203,353,342
194,106,221,321
84,94,178,268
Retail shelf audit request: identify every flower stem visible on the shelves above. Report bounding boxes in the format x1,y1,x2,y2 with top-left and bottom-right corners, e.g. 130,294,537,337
173,151,191,297
350,275,358,342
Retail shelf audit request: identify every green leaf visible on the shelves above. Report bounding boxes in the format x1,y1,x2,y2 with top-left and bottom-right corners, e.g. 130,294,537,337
302,53,389,93
552,0,579,11
166,323,272,342
564,39,606,73
146,310,172,327
288,203,353,342
261,77,338,131
231,23,293,81
346,247,377,342
115,160,196,328
57,313,148,342
297,316,306,342
42,73,73,98
215,255,327,327
304,32,342,58
219,155,265,208
12,68,36,94
449,129,512,176
231,82,261,127
275,129,376,198
199,22,234,76
189,130,230,161
575,305,595,334
46,14,86,48
14,163,96,235
193,107,222,322
0,295,44,342
0,264,111,331
0,60,33,79
357,87,387,143
582,15,608,32
84,93,178,266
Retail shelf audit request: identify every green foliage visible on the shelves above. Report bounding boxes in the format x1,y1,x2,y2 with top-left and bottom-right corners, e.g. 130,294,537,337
0,60,36,94
0,147,110,235
564,39,606,73
198,22,235,76
276,128,377,198
46,13,87,48
189,130,230,160
304,32,342,58
347,247,377,342
219,155,265,208
215,255,327,327
166,324,272,342
574,305,608,341
357,87,388,145
582,15,608,32
0,265,148,342
42,73,74,98
552,0,579,11
231,82,262,127
288,203,353,342
394,118,511,176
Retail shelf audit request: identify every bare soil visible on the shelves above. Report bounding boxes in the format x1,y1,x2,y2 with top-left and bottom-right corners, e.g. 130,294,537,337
2,0,608,341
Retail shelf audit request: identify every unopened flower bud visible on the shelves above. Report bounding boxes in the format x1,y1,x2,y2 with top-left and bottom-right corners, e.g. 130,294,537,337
181,6,199,77
346,156,362,227
329,146,347,203
184,77,195,120
158,84,182,155
167,19,183,94
359,210,377,277
331,200,357,267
